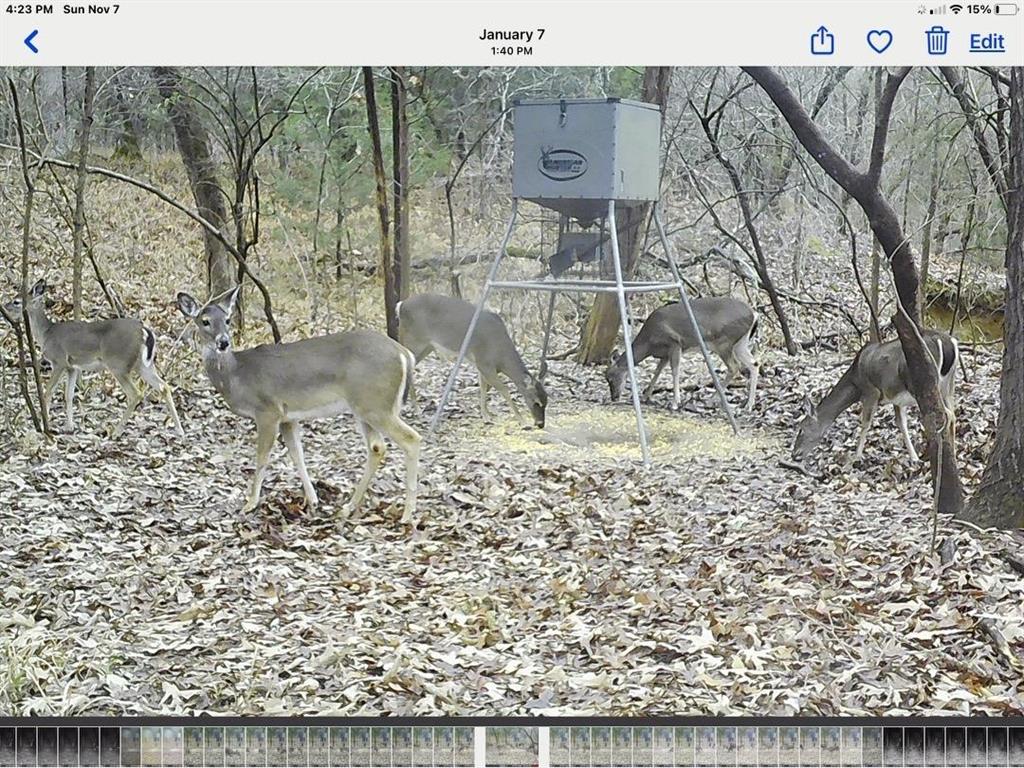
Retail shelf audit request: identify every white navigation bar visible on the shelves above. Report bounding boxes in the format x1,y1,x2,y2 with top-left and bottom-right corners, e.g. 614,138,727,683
1,0,1020,66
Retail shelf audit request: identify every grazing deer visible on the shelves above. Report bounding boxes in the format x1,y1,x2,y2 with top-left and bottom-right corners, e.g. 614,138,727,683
177,287,421,522
397,293,548,428
791,329,958,464
605,297,760,410
4,279,183,437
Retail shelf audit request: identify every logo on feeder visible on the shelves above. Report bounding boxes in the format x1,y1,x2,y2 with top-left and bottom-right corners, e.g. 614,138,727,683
538,149,587,181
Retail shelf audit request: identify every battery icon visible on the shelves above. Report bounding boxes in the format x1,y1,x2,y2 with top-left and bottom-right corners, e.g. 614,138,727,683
996,3,1019,13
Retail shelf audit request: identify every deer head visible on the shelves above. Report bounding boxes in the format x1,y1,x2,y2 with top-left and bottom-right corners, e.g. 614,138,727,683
791,395,826,462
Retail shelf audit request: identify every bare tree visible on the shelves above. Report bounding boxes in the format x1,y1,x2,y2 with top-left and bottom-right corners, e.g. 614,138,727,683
390,66,411,302
5,77,50,434
744,66,964,515
690,75,798,355
942,66,1022,529
111,69,143,163
71,66,96,320
152,66,234,295
363,67,398,339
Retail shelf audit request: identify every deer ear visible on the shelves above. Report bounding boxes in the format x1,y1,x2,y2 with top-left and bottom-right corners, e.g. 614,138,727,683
212,285,240,318
802,395,817,418
30,279,46,297
176,292,200,318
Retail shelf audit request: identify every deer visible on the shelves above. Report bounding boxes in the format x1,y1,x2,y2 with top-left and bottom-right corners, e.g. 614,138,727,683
176,287,421,523
791,329,958,465
605,296,760,411
4,279,183,437
397,293,548,428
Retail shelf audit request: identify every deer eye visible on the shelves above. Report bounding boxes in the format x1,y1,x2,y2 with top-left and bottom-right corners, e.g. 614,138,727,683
201,318,210,327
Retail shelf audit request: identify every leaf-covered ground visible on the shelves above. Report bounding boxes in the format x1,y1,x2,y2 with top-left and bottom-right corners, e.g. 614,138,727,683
2,341,1022,716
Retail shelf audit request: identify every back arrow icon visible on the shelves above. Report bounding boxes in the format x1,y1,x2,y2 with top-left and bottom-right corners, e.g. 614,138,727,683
24,29,39,53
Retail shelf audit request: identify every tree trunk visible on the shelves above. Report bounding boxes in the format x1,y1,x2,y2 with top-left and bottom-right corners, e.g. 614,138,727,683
577,66,672,364
869,235,881,342
744,66,964,516
959,67,1024,529
334,184,345,281
363,67,397,340
111,71,143,163
7,77,50,435
71,67,96,321
152,66,234,294
61,67,69,120
919,130,944,313
38,68,70,153
390,66,411,303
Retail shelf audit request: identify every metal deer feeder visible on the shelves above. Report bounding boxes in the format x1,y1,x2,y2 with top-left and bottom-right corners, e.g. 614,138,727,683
431,97,736,463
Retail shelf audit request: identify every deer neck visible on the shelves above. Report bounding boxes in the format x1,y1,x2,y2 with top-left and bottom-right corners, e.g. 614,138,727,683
501,346,533,395
615,334,653,373
814,365,863,430
202,346,239,399
25,303,53,344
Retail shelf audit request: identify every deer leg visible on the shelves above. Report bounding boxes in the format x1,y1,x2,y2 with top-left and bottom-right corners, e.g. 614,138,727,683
491,377,524,423
139,363,184,437
375,416,422,525
746,362,759,410
280,421,318,510
724,355,740,386
478,375,494,422
244,416,280,512
44,363,66,427
669,348,682,411
109,372,142,438
853,394,880,460
895,406,920,463
64,368,79,431
732,338,759,409
350,421,386,515
644,359,667,402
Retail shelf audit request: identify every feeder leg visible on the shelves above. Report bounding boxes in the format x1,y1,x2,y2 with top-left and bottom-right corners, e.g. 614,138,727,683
653,204,739,434
430,200,519,434
608,200,651,465
538,291,557,377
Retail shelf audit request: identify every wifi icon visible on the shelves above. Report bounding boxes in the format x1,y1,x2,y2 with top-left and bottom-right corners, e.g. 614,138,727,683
950,3,964,12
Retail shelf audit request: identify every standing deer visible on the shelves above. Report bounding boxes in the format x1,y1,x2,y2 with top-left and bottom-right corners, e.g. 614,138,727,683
4,279,183,437
605,297,760,410
791,329,958,464
397,293,548,428
176,287,421,522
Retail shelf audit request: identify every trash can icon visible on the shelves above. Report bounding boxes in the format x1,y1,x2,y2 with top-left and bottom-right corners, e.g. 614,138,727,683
926,25,950,54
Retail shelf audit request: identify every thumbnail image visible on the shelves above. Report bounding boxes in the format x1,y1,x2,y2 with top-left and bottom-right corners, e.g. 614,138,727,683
246,728,267,767
309,726,330,767
140,726,161,767
225,727,245,767
0,63,1020,718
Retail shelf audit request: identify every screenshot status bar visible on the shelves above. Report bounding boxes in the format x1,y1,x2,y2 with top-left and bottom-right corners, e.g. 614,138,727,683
0,1,1021,66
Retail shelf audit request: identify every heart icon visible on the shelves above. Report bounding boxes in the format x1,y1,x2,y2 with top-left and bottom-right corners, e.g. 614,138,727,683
867,29,893,53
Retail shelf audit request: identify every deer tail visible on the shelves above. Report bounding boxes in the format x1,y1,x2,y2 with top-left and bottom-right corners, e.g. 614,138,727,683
748,315,760,343
142,326,157,368
940,335,958,378
400,346,416,407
